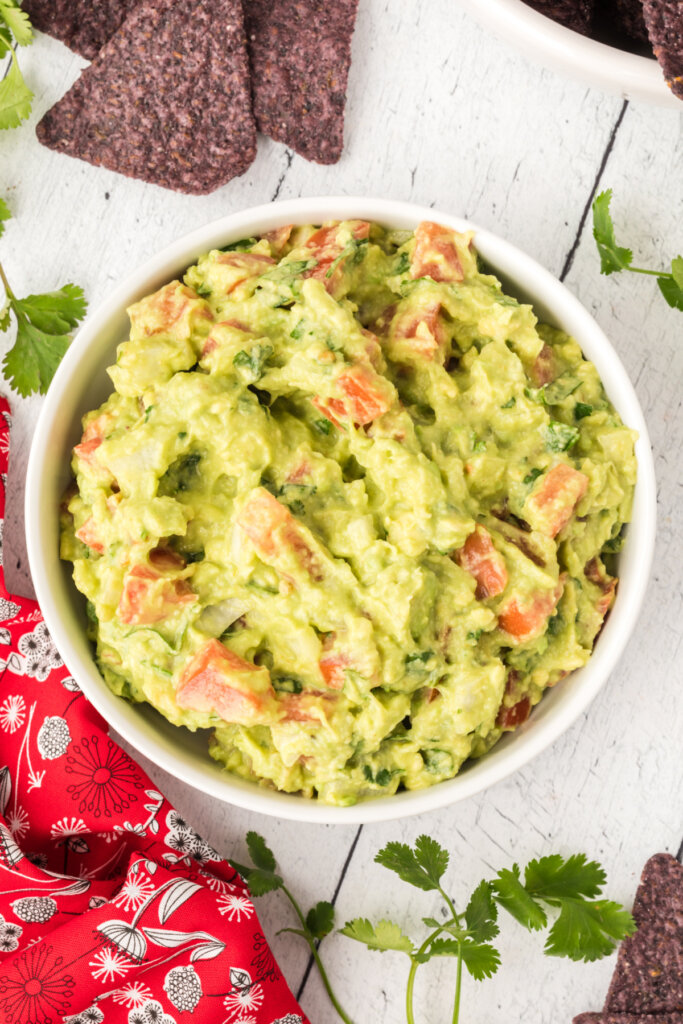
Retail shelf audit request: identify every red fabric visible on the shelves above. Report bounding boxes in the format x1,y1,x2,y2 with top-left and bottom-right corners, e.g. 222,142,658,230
0,396,308,1024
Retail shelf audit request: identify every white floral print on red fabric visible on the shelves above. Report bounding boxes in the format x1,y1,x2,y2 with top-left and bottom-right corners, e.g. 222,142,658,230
17,621,63,680
0,694,25,733
218,892,254,922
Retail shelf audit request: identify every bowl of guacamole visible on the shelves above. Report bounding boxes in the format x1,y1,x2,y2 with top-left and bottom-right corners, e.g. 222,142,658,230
26,198,656,823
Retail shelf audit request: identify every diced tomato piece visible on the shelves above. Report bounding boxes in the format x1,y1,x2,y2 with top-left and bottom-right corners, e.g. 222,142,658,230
236,487,323,581
236,487,291,560
263,224,293,255
530,344,557,386
410,222,464,283
118,563,195,626
305,221,370,253
585,557,617,619
279,691,337,722
456,525,508,600
319,632,349,689
131,282,213,338
367,304,397,338
313,365,392,427
304,221,371,293
526,464,589,538
176,639,275,725
497,697,531,731
312,396,346,429
75,517,104,554
337,365,392,424
319,655,348,689
498,578,565,642
393,299,447,358
318,631,380,689
214,252,275,296
73,437,102,466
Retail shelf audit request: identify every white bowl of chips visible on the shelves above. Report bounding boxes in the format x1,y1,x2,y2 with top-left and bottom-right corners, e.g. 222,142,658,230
457,0,681,108
26,196,657,824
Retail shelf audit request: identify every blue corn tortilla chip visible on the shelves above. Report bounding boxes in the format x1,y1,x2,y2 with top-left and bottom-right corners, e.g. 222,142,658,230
605,854,683,1014
521,0,594,34
20,0,137,60
36,0,257,195
244,0,360,164
642,0,683,98
574,1015,683,1023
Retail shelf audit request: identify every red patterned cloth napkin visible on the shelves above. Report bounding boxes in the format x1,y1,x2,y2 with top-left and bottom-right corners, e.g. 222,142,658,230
0,394,308,1024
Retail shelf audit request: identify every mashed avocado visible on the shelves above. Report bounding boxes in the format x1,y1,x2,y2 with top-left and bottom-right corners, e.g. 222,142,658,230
61,219,637,806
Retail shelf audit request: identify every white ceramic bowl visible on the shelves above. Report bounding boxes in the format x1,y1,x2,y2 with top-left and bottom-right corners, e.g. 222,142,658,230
458,0,679,108
26,196,656,824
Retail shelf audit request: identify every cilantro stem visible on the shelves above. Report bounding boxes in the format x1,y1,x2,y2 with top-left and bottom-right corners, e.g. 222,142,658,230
452,942,463,1024
281,885,355,1024
406,925,446,1024
0,260,15,303
626,266,673,279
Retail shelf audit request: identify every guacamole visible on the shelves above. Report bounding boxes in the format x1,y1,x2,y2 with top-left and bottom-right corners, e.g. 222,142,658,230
61,219,637,806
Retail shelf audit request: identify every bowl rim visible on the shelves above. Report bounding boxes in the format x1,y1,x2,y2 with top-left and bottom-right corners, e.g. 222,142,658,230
25,195,657,824
456,0,680,109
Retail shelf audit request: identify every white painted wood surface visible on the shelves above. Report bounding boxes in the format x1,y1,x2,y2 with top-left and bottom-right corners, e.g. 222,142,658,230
1,2,682,1020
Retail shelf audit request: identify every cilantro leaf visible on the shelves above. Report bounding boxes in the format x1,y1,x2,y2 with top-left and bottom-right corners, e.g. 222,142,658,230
13,284,87,334
575,402,593,420
543,421,580,453
492,864,547,931
460,940,501,980
421,916,442,929
0,283,86,396
658,275,683,312
340,917,415,955
0,49,32,130
3,320,71,396
246,831,277,873
0,196,9,238
592,190,633,275
544,898,635,962
524,853,605,901
413,937,462,964
465,880,499,943
375,835,448,892
672,255,683,289
306,900,335,940
0,1,32,45
238,866,283,897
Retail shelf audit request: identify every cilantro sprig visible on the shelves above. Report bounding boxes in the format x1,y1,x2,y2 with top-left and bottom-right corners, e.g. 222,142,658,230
592,189,683,311
0,202,87,395
0,0,33,130
239,833,635,1024
230,832,353,1024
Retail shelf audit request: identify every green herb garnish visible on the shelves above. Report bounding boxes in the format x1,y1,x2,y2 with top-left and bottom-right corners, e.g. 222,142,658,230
242,833,635,1024
575,402,593,420
592,189,683,311
230,833,353,1024
543,421,580,453
0,2,33,130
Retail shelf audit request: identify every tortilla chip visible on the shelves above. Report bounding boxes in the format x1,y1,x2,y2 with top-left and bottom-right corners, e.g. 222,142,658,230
521,0,594,34
605,854,683,1014
643,0,683,98
574,1016,683,1023
20,0,136,60
244,0,360,164
36,0,257,195
610,0,650,41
